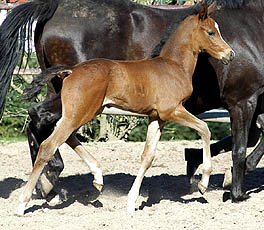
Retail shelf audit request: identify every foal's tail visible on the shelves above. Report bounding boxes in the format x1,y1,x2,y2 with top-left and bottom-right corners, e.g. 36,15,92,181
0,0,59,118
23,66,72,102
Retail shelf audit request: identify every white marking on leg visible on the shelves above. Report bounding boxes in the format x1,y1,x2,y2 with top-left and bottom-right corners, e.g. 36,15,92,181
16,194,28,216
198,123,212,193
74,145,103,191
48,194,64,206
89,162,103,186
40,174,54,197
223,168,232,188
127,120,162,214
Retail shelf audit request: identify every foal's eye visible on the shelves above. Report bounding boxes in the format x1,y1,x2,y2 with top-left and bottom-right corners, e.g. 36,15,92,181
207,31,215,36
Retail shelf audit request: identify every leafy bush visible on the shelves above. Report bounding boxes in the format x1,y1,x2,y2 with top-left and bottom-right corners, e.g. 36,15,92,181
0,83,31,138
0,53,40,139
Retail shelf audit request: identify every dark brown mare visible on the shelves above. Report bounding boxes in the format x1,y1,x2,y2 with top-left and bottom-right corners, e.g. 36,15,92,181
16,4,234,215
0,0,264,204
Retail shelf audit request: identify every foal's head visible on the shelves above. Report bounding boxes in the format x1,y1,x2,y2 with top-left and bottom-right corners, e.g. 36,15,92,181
193,3,235,64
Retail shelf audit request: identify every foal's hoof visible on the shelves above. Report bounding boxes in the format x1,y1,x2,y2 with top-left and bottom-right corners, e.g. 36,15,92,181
127,202,136,215
15,202,27,216
198,182,207,195
93,182,103,193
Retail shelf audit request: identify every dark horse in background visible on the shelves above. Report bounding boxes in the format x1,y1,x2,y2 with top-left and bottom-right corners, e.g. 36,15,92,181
0,0,264,202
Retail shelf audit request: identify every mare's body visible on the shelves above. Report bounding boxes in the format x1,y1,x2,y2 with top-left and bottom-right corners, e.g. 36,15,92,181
0,0,264,201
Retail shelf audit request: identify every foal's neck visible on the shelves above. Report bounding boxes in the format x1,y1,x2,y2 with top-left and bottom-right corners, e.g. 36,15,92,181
159,16,199,76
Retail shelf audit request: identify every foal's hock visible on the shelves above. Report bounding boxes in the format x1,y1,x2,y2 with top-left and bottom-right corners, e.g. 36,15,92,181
17,3,234,216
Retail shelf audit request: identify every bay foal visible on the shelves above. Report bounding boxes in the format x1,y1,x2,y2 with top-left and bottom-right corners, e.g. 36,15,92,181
17,4,234,215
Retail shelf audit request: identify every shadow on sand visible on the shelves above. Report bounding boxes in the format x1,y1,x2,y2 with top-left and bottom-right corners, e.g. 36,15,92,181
2,167,264,214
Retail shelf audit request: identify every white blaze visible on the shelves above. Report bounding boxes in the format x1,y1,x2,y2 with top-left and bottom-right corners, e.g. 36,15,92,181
215,22,229,47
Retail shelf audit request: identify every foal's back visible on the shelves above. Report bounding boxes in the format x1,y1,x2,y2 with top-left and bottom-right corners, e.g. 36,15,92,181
64,57,191,116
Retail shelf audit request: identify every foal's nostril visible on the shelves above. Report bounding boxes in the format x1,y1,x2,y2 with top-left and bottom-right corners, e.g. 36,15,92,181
229,50,235,61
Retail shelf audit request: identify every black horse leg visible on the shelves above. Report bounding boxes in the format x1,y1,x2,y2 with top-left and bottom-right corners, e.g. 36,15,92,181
185,116,260,182
245,113,264,173
26,94,64,197
229,98,258,202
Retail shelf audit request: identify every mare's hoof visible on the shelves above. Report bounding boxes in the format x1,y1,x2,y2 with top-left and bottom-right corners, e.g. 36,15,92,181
232,193,250,203
223,192,250,203
222,192,231,202
185,148,202,183
93,182,104,193
198,182,207,195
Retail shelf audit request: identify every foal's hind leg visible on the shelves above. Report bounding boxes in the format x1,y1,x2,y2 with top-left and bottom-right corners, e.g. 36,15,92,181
127,118,165,214
16,118,76,216
165,104,212,194
66,134,103,192
27,94,64,198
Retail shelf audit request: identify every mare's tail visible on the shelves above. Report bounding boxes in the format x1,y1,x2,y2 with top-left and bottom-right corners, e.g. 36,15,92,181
23,66,72,102
0,0,59,118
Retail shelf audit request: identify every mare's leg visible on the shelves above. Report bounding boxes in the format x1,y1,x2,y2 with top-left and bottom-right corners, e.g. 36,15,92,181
17,118,76,216
66,134,103,192
27,94,64,197
127,118,165,214
229,99,257,202
165,104,212,193
185,117,260,182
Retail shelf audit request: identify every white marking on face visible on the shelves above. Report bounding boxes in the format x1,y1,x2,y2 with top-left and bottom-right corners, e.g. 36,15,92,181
214,22,229,46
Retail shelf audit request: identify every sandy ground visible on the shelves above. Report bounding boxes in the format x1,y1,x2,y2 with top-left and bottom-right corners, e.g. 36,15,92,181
1,140,264,230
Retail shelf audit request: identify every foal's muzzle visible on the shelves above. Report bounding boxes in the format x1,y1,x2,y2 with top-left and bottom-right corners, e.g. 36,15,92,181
221,50,235,65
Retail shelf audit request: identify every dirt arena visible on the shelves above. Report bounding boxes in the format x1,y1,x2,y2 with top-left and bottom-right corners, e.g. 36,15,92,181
1,140,264,230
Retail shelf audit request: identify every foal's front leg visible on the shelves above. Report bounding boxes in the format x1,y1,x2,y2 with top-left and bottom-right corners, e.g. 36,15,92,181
127,118,164,214
166,104,212,194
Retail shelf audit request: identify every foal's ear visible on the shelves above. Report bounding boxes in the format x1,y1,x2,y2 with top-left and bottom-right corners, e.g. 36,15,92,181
207,1,217,16
198,4,208,21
